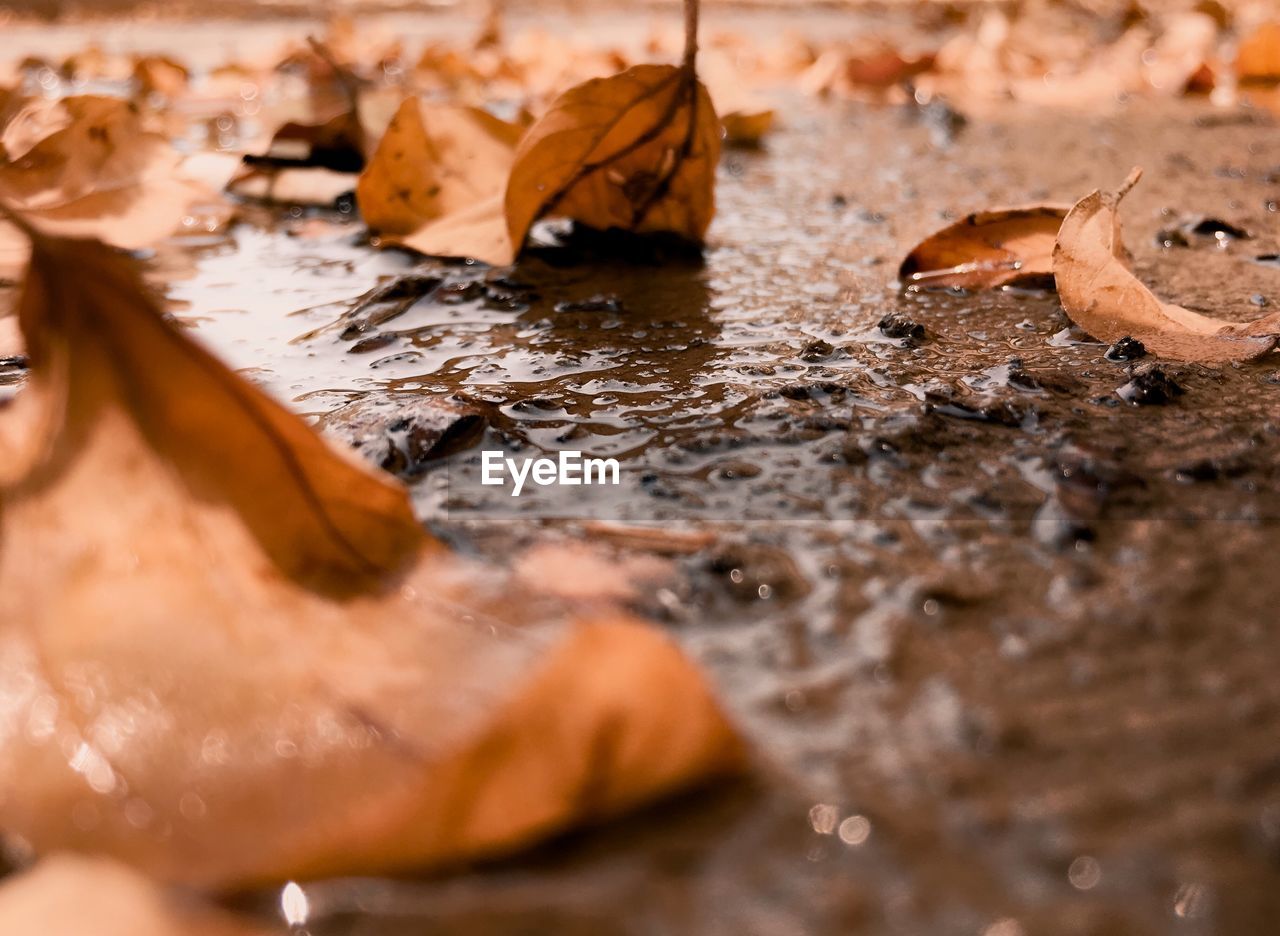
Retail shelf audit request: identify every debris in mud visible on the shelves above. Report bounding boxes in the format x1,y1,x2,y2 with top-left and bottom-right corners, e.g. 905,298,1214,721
1156,215,1251,247
321,394,488,476
911,96,967,147
1105,336,1147,362
229,40,368,206
720,108,776,148
877,312,926,343
705,542,811,604
347,332,399,353
1032,483,1098,548
1117,361,1185,405
922,388,1036,428
555,293,626,314
800,339,840,361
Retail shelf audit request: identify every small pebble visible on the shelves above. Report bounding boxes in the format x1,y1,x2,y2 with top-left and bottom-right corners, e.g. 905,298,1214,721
878,312,926,343
1105,336,1147,362
1117,362,1183,405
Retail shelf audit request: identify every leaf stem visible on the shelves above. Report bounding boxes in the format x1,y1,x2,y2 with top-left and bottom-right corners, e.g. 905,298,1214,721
682,0,699,71
307,36,360,113
1115,166,1143,202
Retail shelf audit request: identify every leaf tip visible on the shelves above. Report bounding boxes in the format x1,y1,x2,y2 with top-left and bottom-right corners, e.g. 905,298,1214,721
1116,167,1143,201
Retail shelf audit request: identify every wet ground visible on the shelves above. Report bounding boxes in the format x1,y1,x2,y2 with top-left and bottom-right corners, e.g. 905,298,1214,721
7,6,1280,935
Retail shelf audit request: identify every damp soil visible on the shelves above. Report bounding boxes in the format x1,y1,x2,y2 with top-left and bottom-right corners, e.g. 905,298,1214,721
7,7,1280,936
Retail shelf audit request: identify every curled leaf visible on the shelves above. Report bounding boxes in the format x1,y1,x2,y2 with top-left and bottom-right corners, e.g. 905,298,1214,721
899,204,1070,290
1052,169,1280,362
0,222,744,889
8,222,426,592
356,97,522,264
505,63,720,255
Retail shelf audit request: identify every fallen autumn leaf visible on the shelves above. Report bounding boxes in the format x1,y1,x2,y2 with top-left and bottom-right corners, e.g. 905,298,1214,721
899,203,1071,290
356,97,523,265
0,212,744,889
1236,20,1280,84
1052,168,1280,362
0,96,229,249
505,0,719,256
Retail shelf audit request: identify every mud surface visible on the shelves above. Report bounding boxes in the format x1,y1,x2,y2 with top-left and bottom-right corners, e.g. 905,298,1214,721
7,7,1280,935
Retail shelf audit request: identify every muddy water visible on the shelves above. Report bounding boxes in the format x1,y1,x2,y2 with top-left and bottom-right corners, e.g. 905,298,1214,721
169,95,1280,935
8,8,1280,935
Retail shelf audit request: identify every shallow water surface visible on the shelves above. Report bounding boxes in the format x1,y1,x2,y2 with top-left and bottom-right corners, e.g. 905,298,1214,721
8,8,1280,932
157,85,1280,935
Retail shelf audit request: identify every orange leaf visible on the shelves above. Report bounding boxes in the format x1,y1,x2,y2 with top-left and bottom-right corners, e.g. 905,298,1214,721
1052,169,1280,362
356,97,522,264
505,63,720,255
1237,21,1280,84
0,96,227,249
721,108,775,147
0,222,744,889
899,204,1070,290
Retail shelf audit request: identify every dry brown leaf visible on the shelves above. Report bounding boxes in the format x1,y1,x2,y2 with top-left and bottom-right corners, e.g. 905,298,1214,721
801,45,936,97
235,108,367,174
899,204,1070,290
1140,13,1218,95
230,39,368,205
0,221,744,889
0,857,273,936
356,97,522,264
132,55,190,100
1236,21,1280,83
505,63,720,256
0,96,228,249
1053,168,1280,362
721,108,775,147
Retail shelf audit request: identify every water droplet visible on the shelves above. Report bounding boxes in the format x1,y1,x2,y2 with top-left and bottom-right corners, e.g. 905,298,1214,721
808,803,839,835
281,881,309,927
179,792,207,821
983,920,1024,936
124,797,154,829
838,815,871,845
1068,855,1101,891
